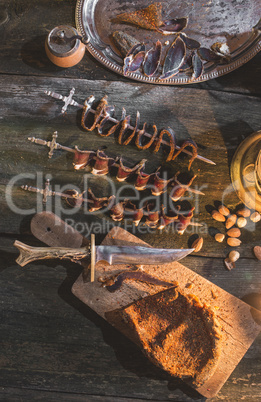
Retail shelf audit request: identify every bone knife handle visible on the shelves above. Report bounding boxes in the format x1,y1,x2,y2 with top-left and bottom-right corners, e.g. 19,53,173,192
14,241,90,267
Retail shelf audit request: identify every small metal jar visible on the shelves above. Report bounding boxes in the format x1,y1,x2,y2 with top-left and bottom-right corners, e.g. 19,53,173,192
45,25,86,68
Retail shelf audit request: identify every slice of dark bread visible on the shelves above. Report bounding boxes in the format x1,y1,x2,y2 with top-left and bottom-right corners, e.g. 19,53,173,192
105,286,222,386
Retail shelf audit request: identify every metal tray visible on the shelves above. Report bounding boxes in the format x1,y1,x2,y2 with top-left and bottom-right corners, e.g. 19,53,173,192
76,0,261,84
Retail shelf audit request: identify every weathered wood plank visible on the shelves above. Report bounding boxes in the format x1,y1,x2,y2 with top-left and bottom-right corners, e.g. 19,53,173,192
0,1,260,94
0,236,261,401
0,388,163,402
0,75,260,260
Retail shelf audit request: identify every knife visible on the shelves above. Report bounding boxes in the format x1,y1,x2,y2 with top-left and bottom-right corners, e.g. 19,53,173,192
14,238,194,268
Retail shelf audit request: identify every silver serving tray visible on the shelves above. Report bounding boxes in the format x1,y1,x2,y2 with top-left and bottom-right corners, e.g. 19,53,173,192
76,0,261,84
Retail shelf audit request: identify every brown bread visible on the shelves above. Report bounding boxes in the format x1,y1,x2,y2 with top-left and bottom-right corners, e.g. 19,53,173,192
106,287,222,386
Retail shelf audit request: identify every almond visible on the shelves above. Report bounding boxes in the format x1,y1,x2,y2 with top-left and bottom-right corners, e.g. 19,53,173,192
237,217,247,228
192,237,203,252
253,246,261,261
212,210,226,222
225,214,237,229
237,207,250,217
215,233,225,243
250,212,261,223
218,205,230,216
226,228,241,238
227,237,241,247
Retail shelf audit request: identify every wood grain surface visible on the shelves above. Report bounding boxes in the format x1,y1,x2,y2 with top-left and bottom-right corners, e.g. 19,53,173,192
1,0,261,401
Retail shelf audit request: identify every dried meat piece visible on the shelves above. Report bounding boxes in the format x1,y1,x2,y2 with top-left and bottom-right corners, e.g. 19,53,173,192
73,146,95,170
197,47,224,63
159,36,186,80
172,138,198,171
170,172,197,201
180,33,200,50
116,158,146,182
143,40,162,77
112,31,139,57
92,150,115,175
192,51,204,80
179,53,193,72
135,170,152,191
125,50,145,74
158,205,179,229
145,203,160,227
152,169,173,196
87,188,109,212
125,201,144,226
105,271,177,292
153,128,176,161
157,17,188,35
135,123,158,150
110,199,127,221
112,3,163,31
176,207,195,234
81,95,107,131
119,111,140,145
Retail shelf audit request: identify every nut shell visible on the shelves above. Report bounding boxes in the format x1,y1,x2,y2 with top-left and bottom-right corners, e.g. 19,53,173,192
225,214,237,229
227,237,241,247
226,228,241,238
224,258,235,271
212,210,226,222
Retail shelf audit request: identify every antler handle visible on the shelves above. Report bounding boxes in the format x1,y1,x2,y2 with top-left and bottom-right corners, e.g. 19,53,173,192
14,241,90,267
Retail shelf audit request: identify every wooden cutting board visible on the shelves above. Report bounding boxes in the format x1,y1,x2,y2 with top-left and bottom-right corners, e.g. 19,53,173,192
72,227,261,398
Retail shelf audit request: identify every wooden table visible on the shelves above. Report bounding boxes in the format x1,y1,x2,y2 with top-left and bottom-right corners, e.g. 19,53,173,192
0,1,261,400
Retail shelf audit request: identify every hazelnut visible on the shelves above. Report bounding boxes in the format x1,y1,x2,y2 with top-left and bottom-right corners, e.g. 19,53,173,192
250,212,261,223
226,228,241,238
225,214,237,229
215,233,225,243
227,237,241,247
237,217,247,228
212,210,226,222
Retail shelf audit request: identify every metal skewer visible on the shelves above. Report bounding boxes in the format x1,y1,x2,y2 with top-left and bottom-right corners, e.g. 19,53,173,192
44,88,216,165
28,132,205,197
20,180,203,228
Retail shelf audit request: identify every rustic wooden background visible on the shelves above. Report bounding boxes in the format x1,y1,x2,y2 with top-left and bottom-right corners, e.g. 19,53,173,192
0,1,261,401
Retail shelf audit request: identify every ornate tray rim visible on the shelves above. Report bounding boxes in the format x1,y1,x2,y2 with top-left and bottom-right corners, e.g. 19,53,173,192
75,0,261,85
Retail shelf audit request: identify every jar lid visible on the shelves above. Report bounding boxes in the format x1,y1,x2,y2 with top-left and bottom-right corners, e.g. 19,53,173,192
46,25,81,57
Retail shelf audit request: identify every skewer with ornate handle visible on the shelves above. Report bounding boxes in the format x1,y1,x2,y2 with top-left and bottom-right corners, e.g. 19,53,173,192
20,179,202,232
27,132,205,198
44,88,215,166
